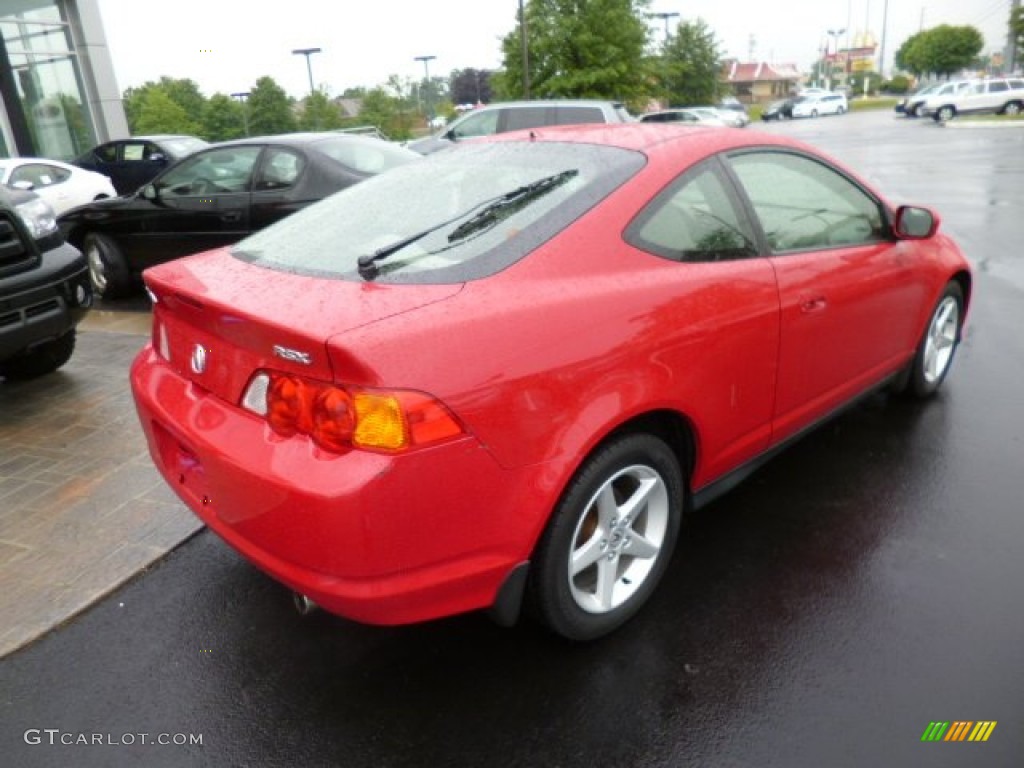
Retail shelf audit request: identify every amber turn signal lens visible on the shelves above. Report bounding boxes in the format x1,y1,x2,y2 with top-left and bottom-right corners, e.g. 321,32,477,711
251,370,466,454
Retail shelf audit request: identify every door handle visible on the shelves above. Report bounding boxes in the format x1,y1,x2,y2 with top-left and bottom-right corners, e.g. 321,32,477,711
800,296,828,313
220,211,242,223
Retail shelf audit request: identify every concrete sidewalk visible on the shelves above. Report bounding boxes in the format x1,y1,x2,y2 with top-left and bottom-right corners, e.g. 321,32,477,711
0,310,201,657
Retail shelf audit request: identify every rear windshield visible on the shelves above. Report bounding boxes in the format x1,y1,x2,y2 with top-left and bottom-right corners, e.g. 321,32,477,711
232,142,644,284
309,136,418,175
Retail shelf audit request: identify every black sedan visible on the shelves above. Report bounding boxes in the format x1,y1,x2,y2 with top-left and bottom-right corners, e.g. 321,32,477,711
59,133,420,299
73,134,209,196
760,97,801,121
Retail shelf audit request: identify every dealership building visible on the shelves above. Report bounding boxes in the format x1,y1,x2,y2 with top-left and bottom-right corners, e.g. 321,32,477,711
1,0,126,161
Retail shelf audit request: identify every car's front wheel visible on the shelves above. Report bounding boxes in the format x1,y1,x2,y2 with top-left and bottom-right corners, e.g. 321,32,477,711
530,433,683,641
83,233,130,300
837,106,846,115
1003,101,1022,116
906,282,964,398
0,330,76,380
936,105,956,122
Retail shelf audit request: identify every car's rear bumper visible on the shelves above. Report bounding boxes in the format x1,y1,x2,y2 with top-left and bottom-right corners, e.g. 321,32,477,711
130,345,552,626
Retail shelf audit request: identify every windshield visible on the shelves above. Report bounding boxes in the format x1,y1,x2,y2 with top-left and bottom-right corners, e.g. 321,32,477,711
232,142,644,284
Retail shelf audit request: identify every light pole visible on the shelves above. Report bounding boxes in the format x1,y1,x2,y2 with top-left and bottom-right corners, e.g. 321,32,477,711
414,54,436,119
231,91,250,136
291,47,322,97
648,11,680,43
826,28,846,91
519,0,530,98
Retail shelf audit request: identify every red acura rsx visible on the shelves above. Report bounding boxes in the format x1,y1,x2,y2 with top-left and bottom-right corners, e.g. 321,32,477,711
131,124,971,640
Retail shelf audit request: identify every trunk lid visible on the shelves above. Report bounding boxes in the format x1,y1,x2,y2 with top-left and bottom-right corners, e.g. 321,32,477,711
144,248,462,404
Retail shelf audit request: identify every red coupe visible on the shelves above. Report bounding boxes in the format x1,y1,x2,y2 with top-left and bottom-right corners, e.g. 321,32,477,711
131,124,971,640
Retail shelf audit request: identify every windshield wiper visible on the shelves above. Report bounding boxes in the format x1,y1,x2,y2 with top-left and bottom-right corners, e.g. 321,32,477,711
357,170,578,280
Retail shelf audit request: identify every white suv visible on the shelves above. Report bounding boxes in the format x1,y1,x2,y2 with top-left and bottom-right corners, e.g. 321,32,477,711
923,77,1024,121
791,92,848,118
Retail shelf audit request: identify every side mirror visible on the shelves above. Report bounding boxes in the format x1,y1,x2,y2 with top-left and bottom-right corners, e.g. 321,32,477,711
894,205,939,239
444,129,457,142
11,180,35,191
142,184,158,200
149,152,166,163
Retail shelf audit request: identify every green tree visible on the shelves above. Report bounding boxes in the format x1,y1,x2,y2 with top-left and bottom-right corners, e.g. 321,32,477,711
358,86,413,140
894,25,983,79
202,93,246,141
894,31,928,76
299,89,344,131
132,88,201,135
123,77,206,133
658,19,723,106
495,0,652,107
247,76,297,136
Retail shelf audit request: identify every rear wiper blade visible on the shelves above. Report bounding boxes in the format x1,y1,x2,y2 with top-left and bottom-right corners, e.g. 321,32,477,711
357,170,578,280
445,169,577,244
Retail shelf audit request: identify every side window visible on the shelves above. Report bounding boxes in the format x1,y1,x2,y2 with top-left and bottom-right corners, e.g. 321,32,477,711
122,142,148,162
727,151,886,252
95,143,118,163
254,148,305,191
155,146,261,197
450,110,499,139
11,163,70,188
625,161,758,263
501,107,550,131
555,107,604,125
988,81,1008,93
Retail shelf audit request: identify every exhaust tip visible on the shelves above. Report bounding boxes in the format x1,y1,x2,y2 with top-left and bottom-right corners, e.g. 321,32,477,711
293,592,319,616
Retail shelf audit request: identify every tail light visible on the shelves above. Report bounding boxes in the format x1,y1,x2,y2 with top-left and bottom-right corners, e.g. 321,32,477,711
242,371,465,454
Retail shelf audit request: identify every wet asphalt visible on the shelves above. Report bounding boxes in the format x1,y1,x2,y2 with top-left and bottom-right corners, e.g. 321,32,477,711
3,112,1023,767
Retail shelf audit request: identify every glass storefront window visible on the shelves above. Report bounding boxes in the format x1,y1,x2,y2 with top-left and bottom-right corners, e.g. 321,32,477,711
1,0,96,159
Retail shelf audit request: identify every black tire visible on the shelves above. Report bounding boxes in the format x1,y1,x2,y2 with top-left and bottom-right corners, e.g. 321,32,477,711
0,330,76,380
1003,101,1022,116
936,105,955,122
530,433,684,641
83,232,131,300
811,109,819,118
837,106,846,115
904,282,964,398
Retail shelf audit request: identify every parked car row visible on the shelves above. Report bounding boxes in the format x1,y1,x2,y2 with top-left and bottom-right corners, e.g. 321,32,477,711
896,77,1024,121
762,91,849,121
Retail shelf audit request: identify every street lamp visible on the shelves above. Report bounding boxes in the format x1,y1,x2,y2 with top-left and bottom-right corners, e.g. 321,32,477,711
291,47,322,96
231,91,250,136
519,0,530,98
414,54,436,119
826,28,846,91
648,11,680,43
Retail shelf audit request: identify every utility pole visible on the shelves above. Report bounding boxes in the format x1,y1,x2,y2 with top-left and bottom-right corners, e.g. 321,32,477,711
1008,0,1021,74
414,55,437,120
648,12,680,43
519,0,530,98
291,47,322,97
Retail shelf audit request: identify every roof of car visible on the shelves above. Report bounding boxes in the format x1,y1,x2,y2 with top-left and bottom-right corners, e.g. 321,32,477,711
484,122,794,154
208,132,407,149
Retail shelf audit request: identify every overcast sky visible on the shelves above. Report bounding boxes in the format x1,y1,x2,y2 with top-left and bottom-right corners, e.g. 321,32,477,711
96,0,1013,99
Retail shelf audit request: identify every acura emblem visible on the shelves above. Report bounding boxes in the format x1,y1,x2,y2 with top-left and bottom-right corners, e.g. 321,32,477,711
191,344,207,374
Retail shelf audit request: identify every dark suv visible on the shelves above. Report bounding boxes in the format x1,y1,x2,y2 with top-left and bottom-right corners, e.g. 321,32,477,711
0,186,92,380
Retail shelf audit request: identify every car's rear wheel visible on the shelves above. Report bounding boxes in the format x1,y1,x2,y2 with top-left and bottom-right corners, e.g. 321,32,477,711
811,109,819,118
905,282,963,398
530,433,683,641
84,232,130,300
0,330,76,380
837,106,846,115
1003,101,1022,116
